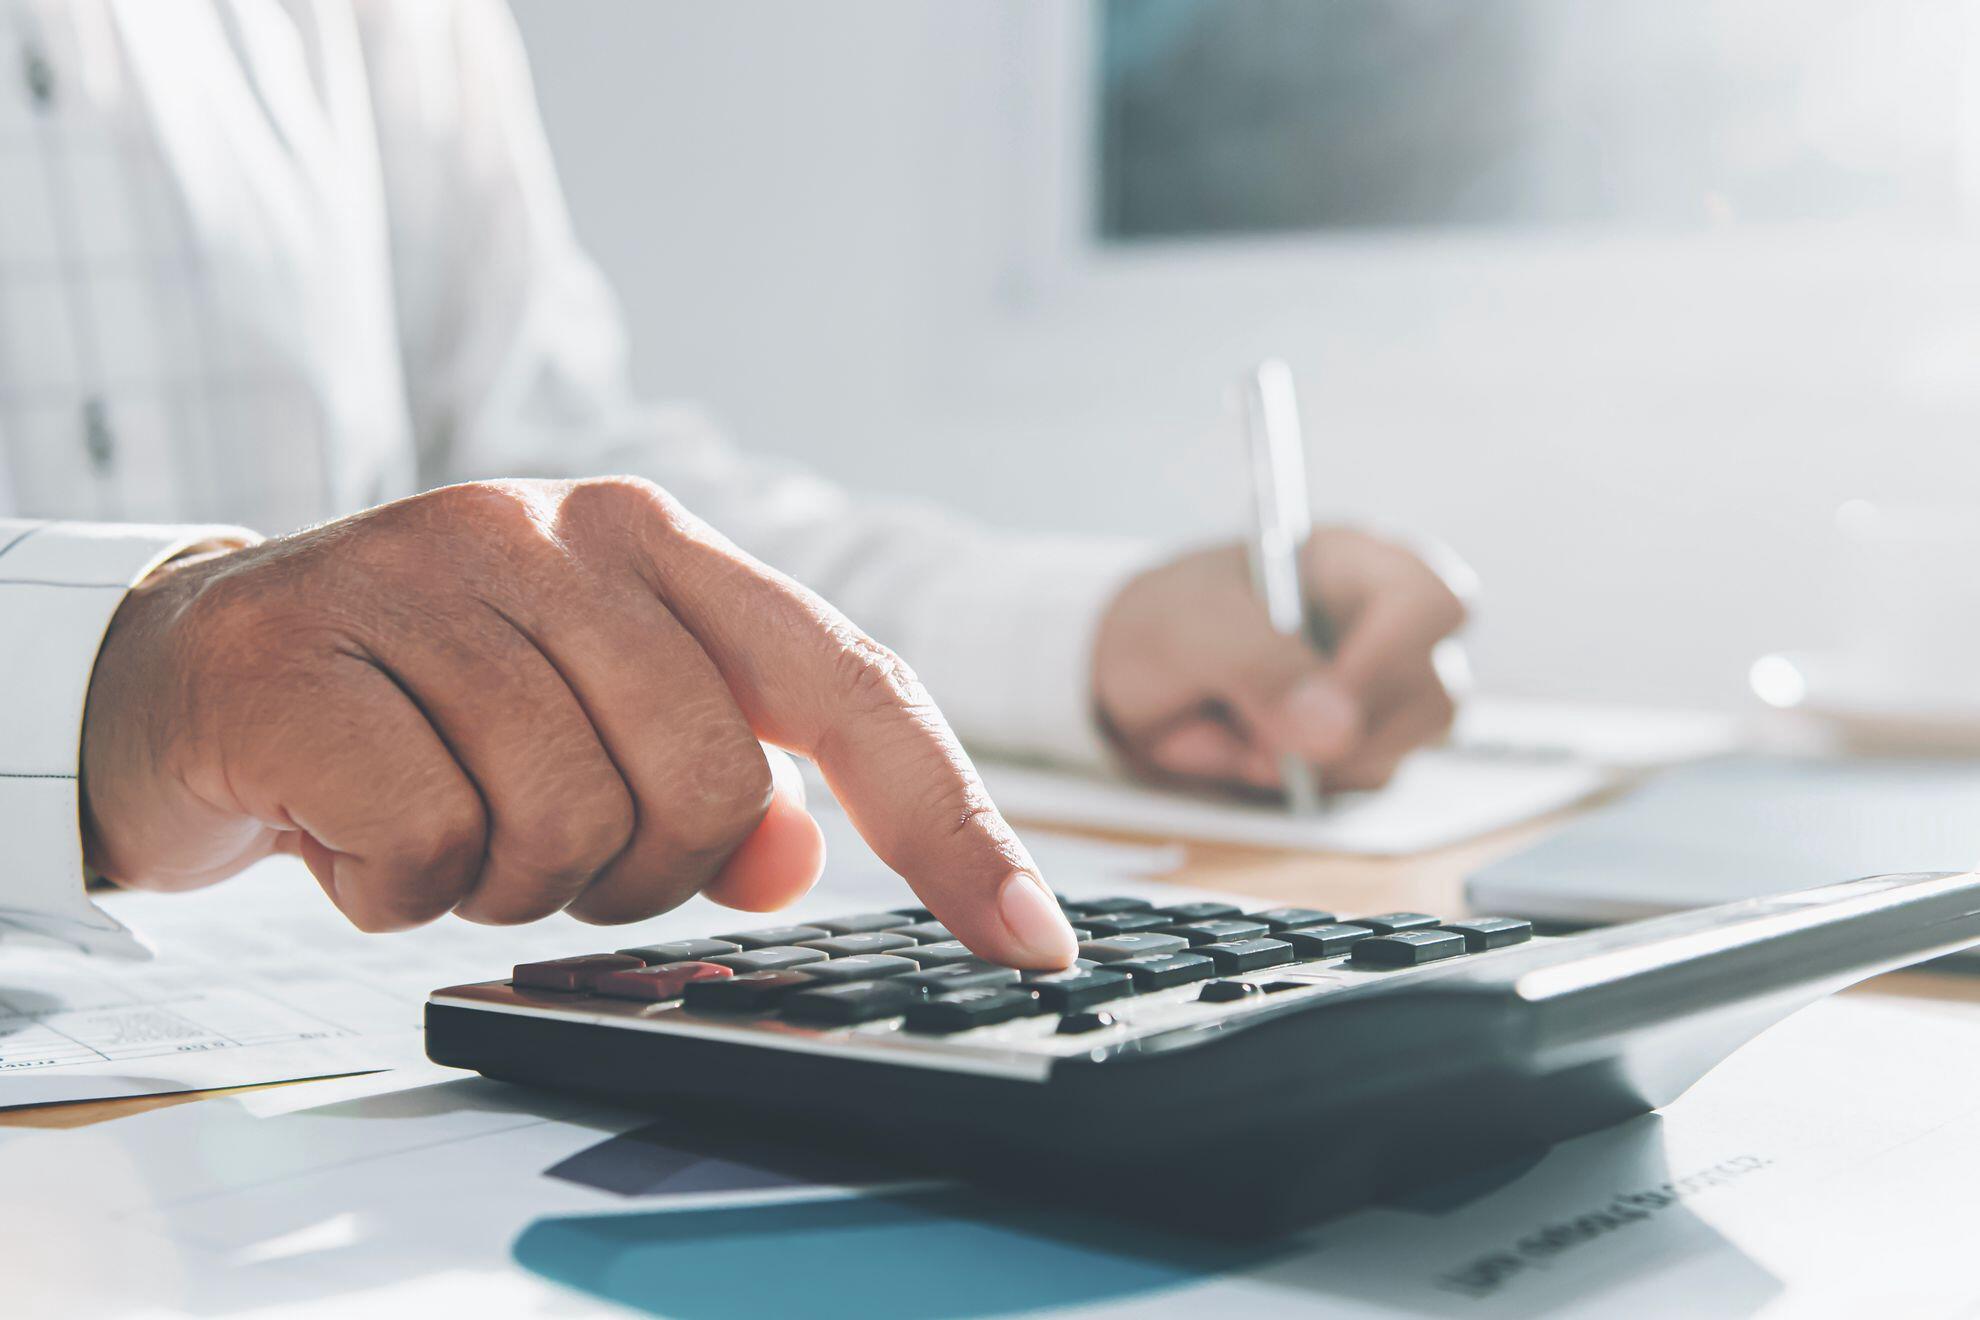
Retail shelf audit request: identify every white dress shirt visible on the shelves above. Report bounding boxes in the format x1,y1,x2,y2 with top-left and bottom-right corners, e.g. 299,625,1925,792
0,0,1149,954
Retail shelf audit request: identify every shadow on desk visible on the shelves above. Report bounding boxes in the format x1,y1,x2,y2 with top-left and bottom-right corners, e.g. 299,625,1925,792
3,1073,1778,1318
512,1113,1780,1318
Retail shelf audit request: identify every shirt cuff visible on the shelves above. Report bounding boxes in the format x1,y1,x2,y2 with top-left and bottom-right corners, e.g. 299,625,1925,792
0,520,260,957
899,534,1160,772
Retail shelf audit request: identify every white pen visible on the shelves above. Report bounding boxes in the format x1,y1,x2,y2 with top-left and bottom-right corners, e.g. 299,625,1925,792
1240,359,1336,813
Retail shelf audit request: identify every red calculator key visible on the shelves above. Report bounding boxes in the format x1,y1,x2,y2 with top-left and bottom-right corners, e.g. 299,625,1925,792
512,954,643,991
593,961,734,1002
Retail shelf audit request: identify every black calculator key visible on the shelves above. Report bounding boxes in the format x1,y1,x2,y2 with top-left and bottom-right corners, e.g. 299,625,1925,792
904,989,1039,1034
682,969,816,1012
712,925,831,950
1079,912,1174,936
1153,901,1243,923
1163,919,1272,947
782,979,921,1025
815,912,915,935
1077,897,1154,915
1079,933,1190,963
890,906,934,922
894,921,954,944
1352,912,1439,935
1283,924,1375,959
893,940,983,968
1192,939,1295,974
1025,968,1134,1014
1021,960,1097,979
798,954,920,984
616,938,741,964
1351,930,1467,968
1057,1011,1119,1034
897,964,1020,997
1247,907,1337,932
1198,979,1263,1003
1112,952,1215,990
1441,917,1534,952
797,932,916,958
707,946,830,974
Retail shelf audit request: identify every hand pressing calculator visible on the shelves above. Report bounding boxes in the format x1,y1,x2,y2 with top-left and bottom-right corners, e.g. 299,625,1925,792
428,871,1980,1234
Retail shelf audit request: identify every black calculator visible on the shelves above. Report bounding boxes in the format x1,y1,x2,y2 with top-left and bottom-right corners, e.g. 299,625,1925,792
427,871,1980,1234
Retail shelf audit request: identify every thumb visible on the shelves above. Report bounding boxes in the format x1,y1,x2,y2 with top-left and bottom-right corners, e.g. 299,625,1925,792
699,746,827,913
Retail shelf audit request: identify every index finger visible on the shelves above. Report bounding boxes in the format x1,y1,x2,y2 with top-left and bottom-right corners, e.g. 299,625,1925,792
615,490,1078,969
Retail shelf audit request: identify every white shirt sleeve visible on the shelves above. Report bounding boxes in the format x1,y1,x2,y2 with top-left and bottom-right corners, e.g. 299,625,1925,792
0,519,258,956
355,0,1156,769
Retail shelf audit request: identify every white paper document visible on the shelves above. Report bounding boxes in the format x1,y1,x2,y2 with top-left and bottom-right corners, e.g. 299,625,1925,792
9,991,1980,1318
979,750,1611,854
1452,696,1747,771
973,697,1744,856
0,810,1188,1109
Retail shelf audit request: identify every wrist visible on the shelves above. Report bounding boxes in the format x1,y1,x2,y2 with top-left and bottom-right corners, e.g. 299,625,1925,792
79,541,244,877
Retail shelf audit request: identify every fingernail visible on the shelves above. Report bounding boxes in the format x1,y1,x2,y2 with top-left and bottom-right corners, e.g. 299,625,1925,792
997,871,1077,968
1283,676,1358,752
763,743,806,808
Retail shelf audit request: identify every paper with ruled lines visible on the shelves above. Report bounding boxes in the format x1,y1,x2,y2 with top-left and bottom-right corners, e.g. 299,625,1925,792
0,809,1191,1108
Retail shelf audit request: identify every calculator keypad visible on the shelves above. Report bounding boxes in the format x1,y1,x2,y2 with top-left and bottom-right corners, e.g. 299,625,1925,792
706,946,830,974
454,903,1540,1068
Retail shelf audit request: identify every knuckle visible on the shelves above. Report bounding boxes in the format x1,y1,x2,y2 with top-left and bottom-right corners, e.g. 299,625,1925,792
837,635,927,715
563,736,774,928
397,482,570,577
343,904,410,936
942,794,1007,851
563,476,684,536
566,860,706,925
566,887,687,927
693,729,777,809
502,781,636,880
384,788,486,922
416,480,542,531
660,737,774,859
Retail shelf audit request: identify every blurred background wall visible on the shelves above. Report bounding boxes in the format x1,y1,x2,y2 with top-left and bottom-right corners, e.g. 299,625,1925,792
508,0,1980,711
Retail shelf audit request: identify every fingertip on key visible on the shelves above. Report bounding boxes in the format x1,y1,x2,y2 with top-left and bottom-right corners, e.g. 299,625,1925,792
997,871,1078,970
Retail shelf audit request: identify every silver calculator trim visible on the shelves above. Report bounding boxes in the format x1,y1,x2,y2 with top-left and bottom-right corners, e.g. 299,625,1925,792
428,938,1555,1083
